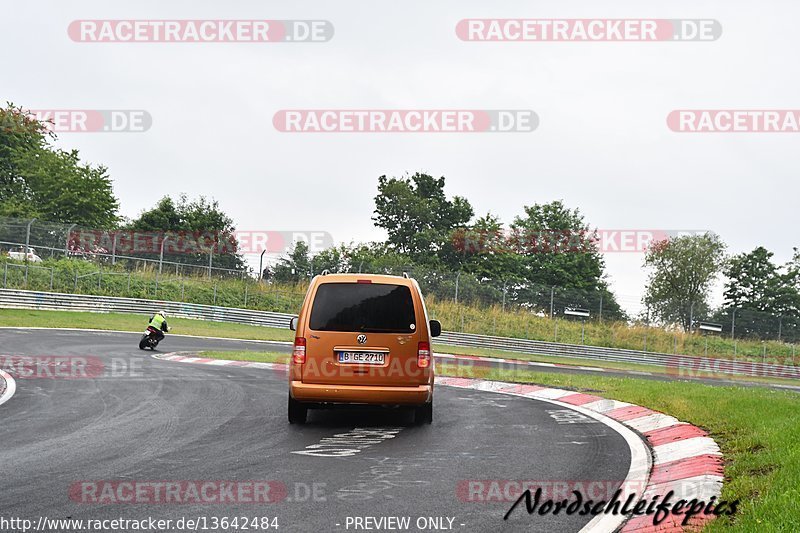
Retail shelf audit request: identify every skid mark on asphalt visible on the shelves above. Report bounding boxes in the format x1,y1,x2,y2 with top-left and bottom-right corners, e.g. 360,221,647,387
291,427,404,457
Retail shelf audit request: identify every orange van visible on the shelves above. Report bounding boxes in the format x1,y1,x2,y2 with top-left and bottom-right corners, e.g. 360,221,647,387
287,273,441,425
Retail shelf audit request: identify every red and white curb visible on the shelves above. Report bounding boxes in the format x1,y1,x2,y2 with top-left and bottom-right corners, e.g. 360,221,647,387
154,353,724,532
0,368,17,407
437,377,724,532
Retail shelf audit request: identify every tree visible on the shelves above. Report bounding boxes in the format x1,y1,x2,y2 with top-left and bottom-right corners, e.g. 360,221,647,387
510,201,606,290
723,247,797,314
643,233,726,331
0,104,119,226
273,241,311,283
126,195,245,271
455,212,522,280
372,172,473,265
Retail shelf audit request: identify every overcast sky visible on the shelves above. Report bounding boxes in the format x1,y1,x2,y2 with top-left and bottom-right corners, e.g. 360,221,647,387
3,1,798,315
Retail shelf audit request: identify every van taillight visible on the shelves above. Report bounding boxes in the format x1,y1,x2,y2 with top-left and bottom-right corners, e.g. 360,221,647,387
293,337,307,364
417,341,431,368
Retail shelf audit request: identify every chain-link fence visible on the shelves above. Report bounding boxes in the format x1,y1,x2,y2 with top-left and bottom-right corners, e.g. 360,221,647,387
2,216,798,360
0,216,244,279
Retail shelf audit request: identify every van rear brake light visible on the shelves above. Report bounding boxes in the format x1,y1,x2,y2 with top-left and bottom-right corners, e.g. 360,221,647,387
417,341,431,369
356,279,372,284
293,337,307,364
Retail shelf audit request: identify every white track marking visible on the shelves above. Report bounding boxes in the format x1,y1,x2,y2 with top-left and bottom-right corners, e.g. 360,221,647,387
0,369,17,406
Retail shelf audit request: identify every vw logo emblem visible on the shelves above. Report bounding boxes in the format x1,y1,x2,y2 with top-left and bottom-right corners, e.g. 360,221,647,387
357,334,367,344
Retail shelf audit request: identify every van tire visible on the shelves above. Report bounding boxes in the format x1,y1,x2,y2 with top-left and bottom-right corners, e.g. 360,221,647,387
413,402,433,425
288,395,308,424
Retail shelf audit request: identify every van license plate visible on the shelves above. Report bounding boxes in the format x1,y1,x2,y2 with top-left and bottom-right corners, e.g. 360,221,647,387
337,352,386,365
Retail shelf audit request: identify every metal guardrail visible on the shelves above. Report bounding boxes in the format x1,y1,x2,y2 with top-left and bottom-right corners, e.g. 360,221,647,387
1,288,797,380
0,288,290,329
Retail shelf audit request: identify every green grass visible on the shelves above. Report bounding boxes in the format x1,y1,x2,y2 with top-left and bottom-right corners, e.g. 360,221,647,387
3,256,799,362
201,350,288,363
3,308,797,387
197,348,800,531
0,308,293,342
434,344,800,388
437,364,800,532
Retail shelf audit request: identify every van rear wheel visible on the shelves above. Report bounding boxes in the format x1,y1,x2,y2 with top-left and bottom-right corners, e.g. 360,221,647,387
413,402,432,425
288,395,308,424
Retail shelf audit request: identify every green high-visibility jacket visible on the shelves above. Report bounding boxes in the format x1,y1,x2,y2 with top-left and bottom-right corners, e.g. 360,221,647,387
148,313,167,331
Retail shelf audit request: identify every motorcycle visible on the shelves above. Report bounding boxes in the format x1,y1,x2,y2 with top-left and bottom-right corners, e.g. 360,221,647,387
139,326,163,350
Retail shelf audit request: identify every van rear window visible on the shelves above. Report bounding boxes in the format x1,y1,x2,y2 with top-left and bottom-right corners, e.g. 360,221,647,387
309,283,416,333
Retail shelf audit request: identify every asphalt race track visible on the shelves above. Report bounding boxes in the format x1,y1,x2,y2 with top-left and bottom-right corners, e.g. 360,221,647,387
0,329,635,533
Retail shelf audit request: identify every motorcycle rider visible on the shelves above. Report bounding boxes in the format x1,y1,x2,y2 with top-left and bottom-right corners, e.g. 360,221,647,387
148,310,170,341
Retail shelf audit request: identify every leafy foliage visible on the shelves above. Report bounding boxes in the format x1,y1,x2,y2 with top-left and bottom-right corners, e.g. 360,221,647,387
643,233,726,330
126,195,245,271
0,104,119,226
373,172,473,265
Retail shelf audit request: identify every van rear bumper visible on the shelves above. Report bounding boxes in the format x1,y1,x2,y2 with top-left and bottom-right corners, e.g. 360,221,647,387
290,381,432,405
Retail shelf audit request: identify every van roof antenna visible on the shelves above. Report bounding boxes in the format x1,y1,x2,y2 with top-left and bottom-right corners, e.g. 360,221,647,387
402,271,409,278
321,269,330,276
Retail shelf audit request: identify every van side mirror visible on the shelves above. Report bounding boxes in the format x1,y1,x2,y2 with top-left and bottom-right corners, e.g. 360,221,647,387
429,320,441,337
289,317,298,331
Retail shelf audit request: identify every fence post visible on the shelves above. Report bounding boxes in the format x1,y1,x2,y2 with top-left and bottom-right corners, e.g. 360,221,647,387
127,272,131,293
24,263,28,287
50,267,54,291
98,270,101,290
244,284,249,307
549,286,555,319
213,283,218,305
181,278,185,301
554,319,558,342
778,315,783,342
731,308,736,339
3,262,7,288
74,271,78,292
